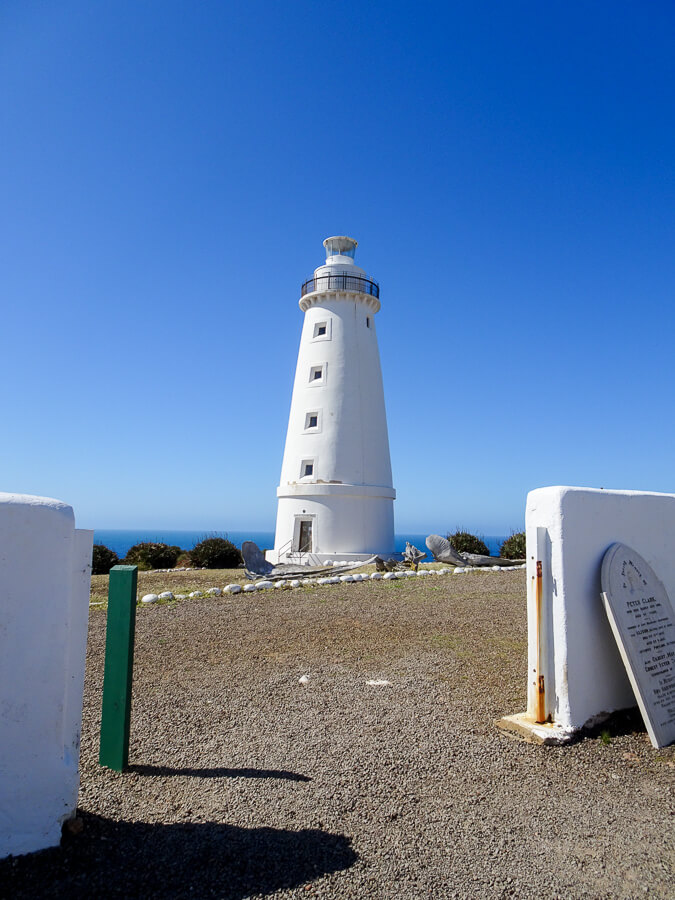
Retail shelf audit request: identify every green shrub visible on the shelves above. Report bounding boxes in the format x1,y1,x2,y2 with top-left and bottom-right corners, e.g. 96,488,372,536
92,544,119,575
500,531,526,559
124,542,183,570
446,530,490,556
189,536,242,569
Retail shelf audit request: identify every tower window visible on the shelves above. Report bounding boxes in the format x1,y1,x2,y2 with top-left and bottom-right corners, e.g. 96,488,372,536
301,459,314,478
309,365,324,383
303,409,322,432
312,319,332,341
366,317,371,328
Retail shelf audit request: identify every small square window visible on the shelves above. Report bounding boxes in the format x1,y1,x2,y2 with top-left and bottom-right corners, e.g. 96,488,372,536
312,320,331,341
306,413,318,429
301,459,314,478
309,365,323,382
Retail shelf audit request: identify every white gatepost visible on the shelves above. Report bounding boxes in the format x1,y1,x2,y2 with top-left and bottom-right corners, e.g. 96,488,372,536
0,493,93,858
498,486,675,744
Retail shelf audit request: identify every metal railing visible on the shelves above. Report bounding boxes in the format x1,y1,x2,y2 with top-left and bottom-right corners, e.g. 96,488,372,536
287,550,322,566
277,538,293,557
276,537,321,567
277,537,312,557
301,272,379,298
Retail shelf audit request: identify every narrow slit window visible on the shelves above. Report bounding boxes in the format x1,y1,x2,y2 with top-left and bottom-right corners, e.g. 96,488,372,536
366,316,371,328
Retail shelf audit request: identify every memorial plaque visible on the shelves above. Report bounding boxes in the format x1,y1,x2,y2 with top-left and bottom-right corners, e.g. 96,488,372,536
601,543,675,748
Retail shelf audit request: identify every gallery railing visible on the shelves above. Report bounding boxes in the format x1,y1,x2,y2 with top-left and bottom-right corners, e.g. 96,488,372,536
301,272,380,298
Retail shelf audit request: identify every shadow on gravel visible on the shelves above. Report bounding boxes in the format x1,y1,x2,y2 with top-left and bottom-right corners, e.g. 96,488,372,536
0,811,357,900
573,706,646,744
128,764,312,782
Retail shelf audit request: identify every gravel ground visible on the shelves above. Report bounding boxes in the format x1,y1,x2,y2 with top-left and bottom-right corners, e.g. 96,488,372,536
2,570,674,899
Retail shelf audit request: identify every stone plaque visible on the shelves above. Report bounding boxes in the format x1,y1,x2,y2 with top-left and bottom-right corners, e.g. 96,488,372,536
601,543,675,748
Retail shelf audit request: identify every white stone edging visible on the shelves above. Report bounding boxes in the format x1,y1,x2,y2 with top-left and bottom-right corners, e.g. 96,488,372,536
129,563,525,606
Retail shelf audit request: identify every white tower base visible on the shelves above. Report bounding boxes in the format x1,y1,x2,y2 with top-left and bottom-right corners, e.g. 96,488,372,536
267,483,395,565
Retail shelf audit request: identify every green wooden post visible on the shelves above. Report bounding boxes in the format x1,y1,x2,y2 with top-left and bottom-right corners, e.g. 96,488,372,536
99,565,138,771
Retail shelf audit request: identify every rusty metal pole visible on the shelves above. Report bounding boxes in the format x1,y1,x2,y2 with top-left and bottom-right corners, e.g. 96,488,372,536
534,560,547,723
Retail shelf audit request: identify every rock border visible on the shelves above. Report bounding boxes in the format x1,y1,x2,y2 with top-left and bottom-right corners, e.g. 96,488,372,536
136,564,526,605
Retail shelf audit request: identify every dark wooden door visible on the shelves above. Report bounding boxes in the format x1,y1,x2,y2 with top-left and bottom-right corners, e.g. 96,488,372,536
298,520,312,552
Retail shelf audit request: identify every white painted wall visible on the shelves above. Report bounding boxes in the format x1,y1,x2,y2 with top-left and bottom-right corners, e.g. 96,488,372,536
271,237,395,561
525,486,675,731
0,493,93,858
274,488,395,559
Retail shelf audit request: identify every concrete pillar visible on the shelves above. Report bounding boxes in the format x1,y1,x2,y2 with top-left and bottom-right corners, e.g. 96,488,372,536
498,486,675,744
0,493,93,858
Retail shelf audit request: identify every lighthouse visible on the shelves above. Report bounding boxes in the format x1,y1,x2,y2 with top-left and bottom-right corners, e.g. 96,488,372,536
269,236,395,564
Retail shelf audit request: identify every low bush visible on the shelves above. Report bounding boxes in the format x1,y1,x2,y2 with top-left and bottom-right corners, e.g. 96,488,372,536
124,542,183,570
92,544,119,575
499,531,526,559
446,530,490,556
189,536,242,569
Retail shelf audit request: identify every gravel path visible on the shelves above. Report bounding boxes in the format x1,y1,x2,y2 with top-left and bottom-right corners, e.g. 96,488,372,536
2,571,674,898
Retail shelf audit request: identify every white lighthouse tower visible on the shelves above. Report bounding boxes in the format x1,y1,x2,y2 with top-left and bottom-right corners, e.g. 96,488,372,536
269,236,395,564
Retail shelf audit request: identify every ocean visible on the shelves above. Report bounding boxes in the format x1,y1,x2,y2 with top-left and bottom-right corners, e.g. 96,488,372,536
93,529,509,559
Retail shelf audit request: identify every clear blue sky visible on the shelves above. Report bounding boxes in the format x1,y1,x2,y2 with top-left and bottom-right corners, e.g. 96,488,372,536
1,1,673,536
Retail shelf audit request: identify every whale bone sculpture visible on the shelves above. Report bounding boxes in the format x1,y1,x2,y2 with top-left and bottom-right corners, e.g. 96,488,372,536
425,534,524,567
403,541,426,571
